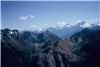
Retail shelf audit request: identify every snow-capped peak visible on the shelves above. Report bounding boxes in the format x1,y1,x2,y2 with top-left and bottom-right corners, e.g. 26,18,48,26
65,24,71,28
56,22,66,28
95,23,100,26
97,23,100,26
79,22,92,28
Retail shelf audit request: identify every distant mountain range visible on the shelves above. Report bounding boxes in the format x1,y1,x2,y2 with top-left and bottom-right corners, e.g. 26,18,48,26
34,21,100,37
1,21,100,67
47,21,100,37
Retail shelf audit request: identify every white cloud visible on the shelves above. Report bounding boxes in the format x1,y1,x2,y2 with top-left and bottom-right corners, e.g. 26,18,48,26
30,25,37,28
77,20,83,23
18,16,28,21
86,18,100,23
18,15,36,21
29,15,36,19
94,18,100,21
0,24,4,29
57,22,66,27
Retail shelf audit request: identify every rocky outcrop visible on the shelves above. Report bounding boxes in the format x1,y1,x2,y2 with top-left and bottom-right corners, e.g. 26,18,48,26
30,39,82,67
1,28,100,67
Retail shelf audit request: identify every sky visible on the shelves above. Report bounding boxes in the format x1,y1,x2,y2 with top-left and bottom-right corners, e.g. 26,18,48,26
1,0,100,1
1,1,100,30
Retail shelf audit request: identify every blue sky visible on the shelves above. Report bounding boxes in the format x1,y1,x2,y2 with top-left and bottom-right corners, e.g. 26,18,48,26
1,1,100,30
1,0,100,1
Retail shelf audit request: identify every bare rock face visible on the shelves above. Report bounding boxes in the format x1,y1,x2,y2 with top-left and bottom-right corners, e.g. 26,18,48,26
30,39,81,67
70,28,100,67
1,28,100,67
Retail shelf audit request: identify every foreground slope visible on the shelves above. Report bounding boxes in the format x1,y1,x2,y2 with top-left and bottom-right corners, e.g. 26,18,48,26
70,28,100,67
1,27,100,67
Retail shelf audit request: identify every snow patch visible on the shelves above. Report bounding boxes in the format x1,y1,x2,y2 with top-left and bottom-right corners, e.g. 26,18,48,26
80,22,92,28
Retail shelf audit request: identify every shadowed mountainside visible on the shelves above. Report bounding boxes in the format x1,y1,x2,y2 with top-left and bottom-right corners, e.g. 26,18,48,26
1,27,100,67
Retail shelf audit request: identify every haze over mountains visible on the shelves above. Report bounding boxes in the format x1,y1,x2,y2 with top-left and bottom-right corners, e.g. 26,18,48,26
26,21,100,37
47,21,100,37
1,21,100,67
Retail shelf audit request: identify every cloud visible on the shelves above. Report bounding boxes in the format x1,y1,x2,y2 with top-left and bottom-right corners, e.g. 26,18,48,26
85,18,100,24
0,24,4,29
57,22,66,27
77,20,83,23
18,16,28,21
18,15,36,21
30,25,37,28
76,18,100,25
29,15,36,19
94,18,100,21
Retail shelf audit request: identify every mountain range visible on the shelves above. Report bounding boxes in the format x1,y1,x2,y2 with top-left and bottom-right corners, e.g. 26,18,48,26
1,21,100,67
35,21,100,37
